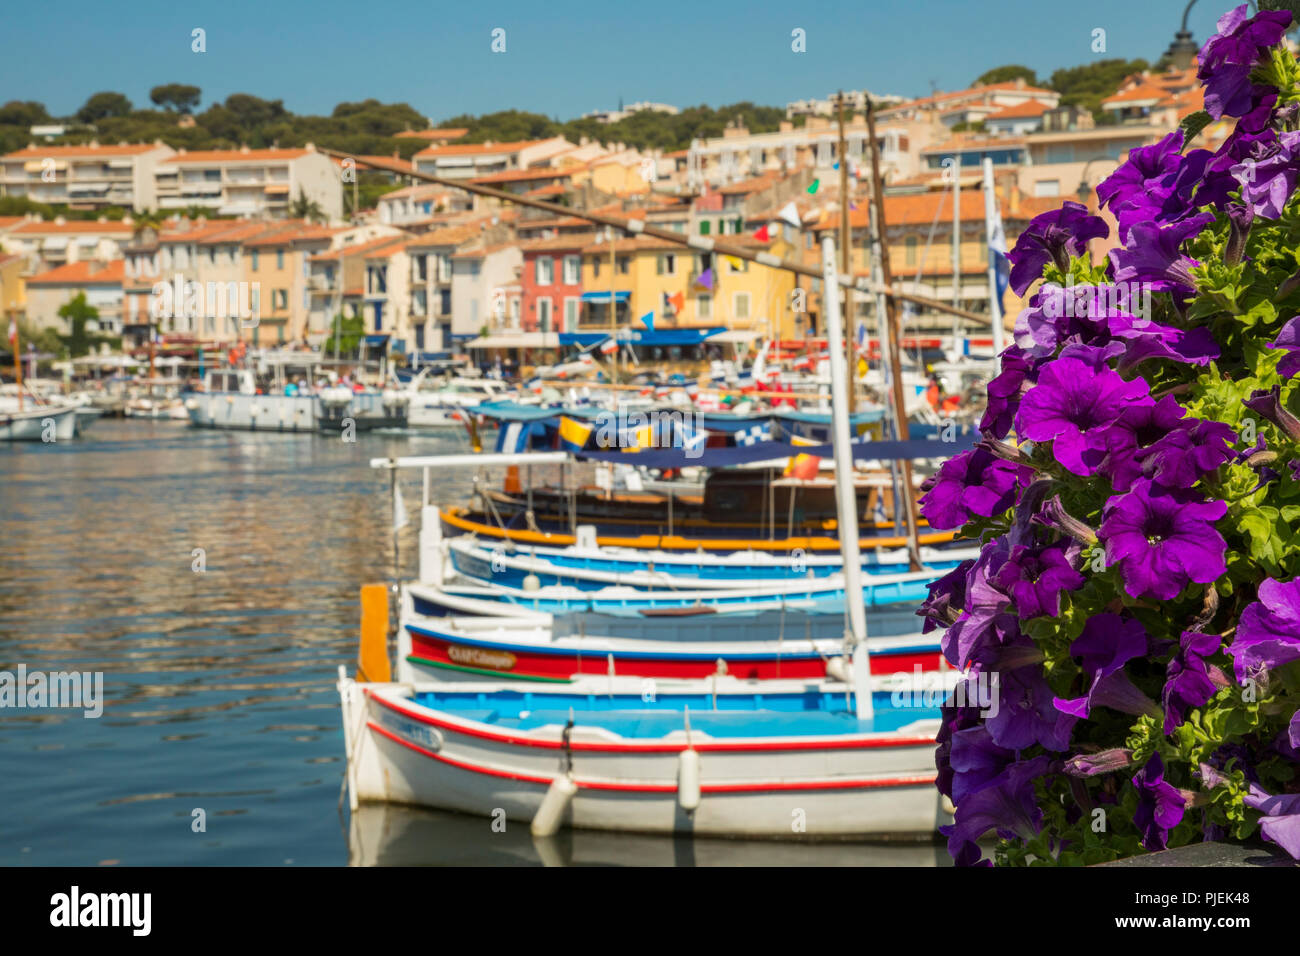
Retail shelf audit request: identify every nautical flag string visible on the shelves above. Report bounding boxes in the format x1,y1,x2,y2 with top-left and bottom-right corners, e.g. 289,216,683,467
734,423,770,446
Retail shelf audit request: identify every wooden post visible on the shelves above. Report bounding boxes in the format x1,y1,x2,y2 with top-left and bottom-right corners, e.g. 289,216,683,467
865,100,924,572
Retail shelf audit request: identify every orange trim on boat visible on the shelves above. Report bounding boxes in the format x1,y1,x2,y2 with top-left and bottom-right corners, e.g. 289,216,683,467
440,506,956,552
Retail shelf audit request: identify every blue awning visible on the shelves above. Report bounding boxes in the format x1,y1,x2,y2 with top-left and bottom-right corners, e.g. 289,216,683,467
580,291,630,303
363,334,389,346
450,333,477,343
628,327,725,347
577,436,976,470
413,351,452,362
559,332,611,347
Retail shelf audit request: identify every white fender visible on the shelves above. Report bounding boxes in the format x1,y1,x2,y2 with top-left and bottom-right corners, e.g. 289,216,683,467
531,774,578,837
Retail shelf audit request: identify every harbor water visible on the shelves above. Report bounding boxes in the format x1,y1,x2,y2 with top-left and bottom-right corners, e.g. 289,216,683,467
0,420,948,866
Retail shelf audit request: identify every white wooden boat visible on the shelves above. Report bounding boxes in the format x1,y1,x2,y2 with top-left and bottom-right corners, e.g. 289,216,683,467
0,397,78,440
339,672,951,838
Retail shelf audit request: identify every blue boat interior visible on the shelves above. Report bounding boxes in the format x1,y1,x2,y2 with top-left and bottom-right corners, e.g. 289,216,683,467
409,689,940,737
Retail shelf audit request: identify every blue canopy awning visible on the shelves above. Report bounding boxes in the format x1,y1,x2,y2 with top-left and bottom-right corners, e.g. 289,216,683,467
559,332,611,347
580,291,631,303
576,437,975,470
628,327,725,347
363,334,389,347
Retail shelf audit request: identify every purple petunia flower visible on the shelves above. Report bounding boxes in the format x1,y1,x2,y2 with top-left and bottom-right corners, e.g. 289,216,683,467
919,446,1034,531
1064,748,1136,777
1015,356,1153,476
987,647,1078,752
989,540,1085,620
1100,394,1191,492
1231,129,1300,219
1198,4,1295,121
917,558,973,634
941,755,1053,866
1243,784,1300,860
1054,614,1158,721
947,724,1016,806
1227,577,1300,682
1163,631,1224,734
1007,201,1109,296
1131,753,1187,851
1135,418,1238,491
1108,214,1216,294
1243,386,1300,441
1267,316,1300,378
1096,131,1187,243
980,347,1032,440
1098,480,1228,601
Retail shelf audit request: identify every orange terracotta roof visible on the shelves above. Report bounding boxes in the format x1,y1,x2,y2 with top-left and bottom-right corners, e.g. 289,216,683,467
395,129,468,141
163,148,312,164
986,99,1052,120
3,143,163,159
578,235,684,255
0,216,28,230
717,174,779,196
308,234,408,262
1102,82,1169,106
407,223,487,249
452,241,517,259
196,222,292,245
524,184,567,197
244,223,341,247
27,259,126,284
517,233,596,252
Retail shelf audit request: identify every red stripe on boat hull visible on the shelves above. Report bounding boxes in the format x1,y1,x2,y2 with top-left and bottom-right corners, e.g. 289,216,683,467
409,631,941,682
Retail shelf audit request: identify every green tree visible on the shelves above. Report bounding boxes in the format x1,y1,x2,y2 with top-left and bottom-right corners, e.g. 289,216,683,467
150,84,202,114
57,292,100,358
76,91,133,124
1049,58,1149,122
290,189,325,223
322,312,365,356
0,99,51,126
975,65,1039,87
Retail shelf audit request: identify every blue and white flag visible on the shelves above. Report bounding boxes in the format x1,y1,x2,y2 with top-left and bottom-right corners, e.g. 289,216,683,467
734,423,770,446
987,193,1010,312
872,493,888,526
495,421,530,454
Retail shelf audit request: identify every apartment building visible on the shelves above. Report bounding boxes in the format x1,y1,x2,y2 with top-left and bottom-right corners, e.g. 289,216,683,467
449,240,523,343
6,218,135,274
411,138,574,180
0,142,175,212
376,184,471,226
25,259,127,335
0,252,26,323
403,223,493,351
155,146,342,221
519,234,591,335
306,232,409,345
685,115,925,189
241,224,342,344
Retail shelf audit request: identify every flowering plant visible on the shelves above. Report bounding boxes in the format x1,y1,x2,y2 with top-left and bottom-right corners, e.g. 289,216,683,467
919,4,1300,866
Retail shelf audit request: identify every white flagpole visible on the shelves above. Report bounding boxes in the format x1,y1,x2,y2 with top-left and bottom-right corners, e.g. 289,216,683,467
983,157,1005,368
821,236,872,722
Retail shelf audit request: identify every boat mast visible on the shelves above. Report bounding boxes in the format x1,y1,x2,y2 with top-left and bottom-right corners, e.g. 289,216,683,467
864,100,924,572
982,158,1006,368
11,319,22,411
820,235,872,722
836,92,855,414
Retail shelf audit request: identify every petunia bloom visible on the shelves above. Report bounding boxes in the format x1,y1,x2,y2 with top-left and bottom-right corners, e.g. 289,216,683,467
1228,577,1300,682
1098,480,1228,601
1243,784,1300,860
1198,4,1295,121
1053,614,1158,721
1131,753,1187,851
1267,316,1300,379
1016,356,1153,476
1163,631,1224,734
1108,214,1216,294
919,446,1034,531
1006,201,1109,296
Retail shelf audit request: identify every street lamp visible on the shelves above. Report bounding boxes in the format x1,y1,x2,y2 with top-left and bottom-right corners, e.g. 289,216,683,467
1166,0,1201,71
1075,158,1112,207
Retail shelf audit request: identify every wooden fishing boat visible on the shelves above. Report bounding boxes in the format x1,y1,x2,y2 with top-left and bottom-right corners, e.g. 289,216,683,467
442,506,956,553
397,595,942,683
339,672,950,838
444,535,976,592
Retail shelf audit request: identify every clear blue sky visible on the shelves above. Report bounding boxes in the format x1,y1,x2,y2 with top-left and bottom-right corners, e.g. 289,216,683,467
0,0,1235,121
